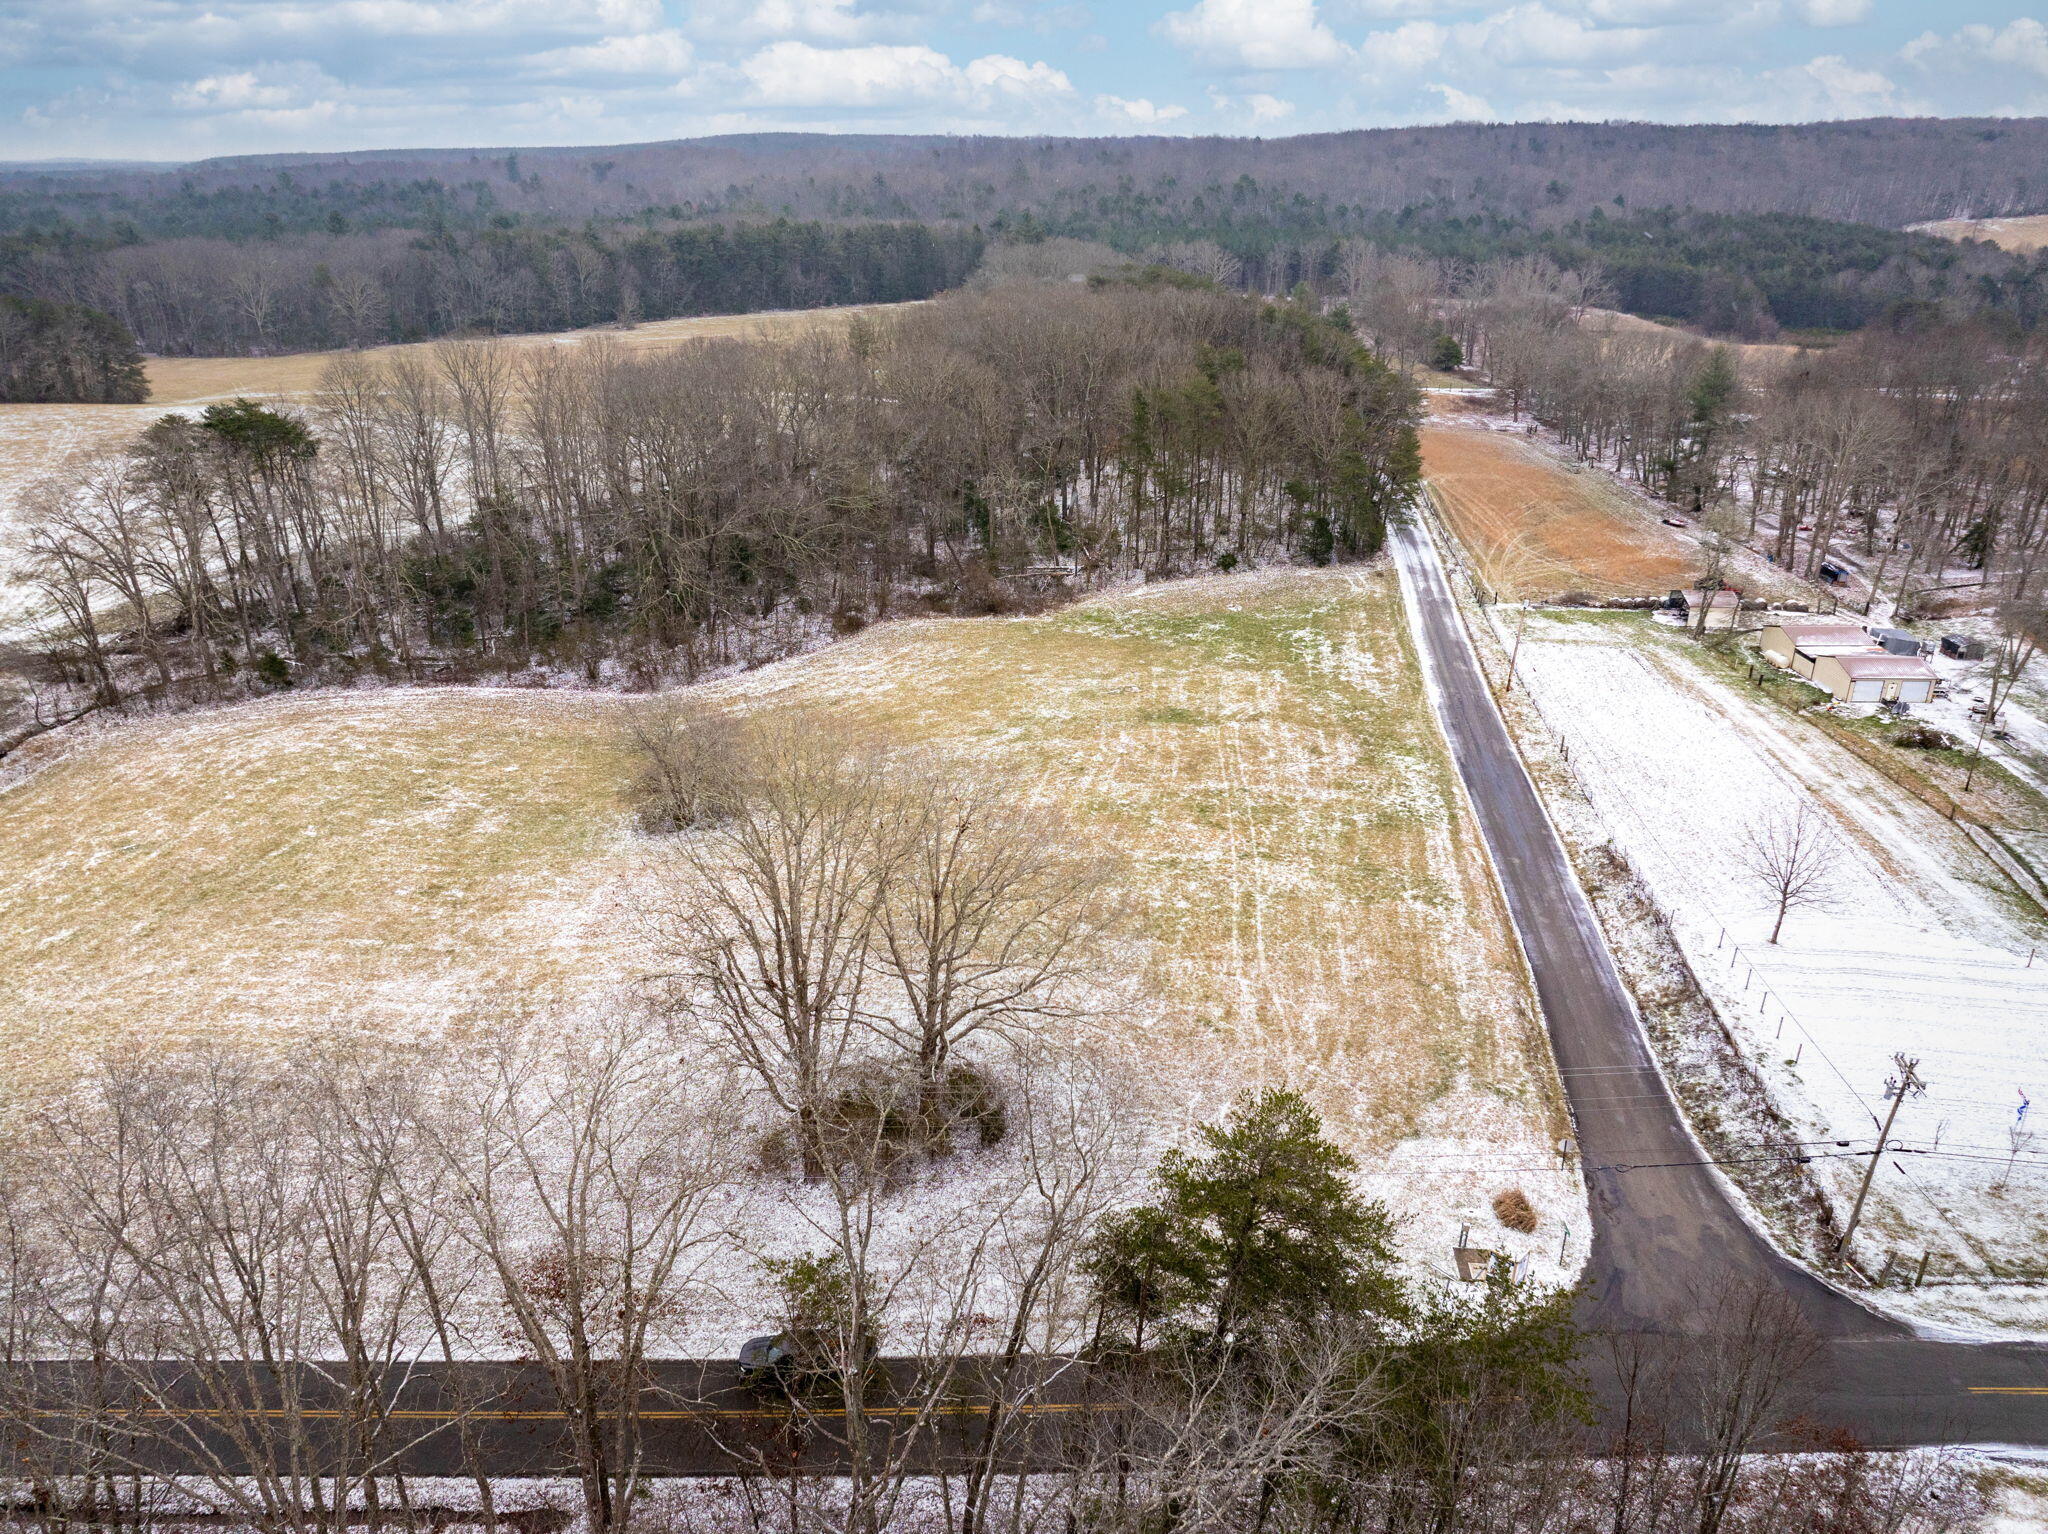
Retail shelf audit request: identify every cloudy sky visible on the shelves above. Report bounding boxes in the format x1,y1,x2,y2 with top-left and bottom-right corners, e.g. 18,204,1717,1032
3,0,2045,162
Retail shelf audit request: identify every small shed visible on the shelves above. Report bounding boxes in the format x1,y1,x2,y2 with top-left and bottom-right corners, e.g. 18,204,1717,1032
1759,620,1875,677
1941,633,1989,661
1683,589,1741,631
1810,651,1938,706
1869,627,1926,656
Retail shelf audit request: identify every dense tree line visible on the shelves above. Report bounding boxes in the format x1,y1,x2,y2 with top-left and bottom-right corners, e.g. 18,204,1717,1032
8,280,1417,723
0,293,146,402
1302,208,2048,339
1357,250,2048,610
11,120,2048,239
10,121,2048,355
1,219,982,357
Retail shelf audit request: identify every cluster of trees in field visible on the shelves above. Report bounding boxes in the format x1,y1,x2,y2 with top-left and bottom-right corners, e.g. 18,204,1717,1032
6,280,1418,726
1,219,982,358
0,293,146,402
0,710,1982,1532
1343,247,2048,610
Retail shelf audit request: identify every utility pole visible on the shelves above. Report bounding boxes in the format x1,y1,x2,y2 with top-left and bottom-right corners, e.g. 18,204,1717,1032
1504,602,1529,693
1835,1054,1926,1262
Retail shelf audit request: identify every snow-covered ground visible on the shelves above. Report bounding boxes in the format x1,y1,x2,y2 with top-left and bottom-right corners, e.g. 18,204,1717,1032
1,568,1587,1355
1504,610,2048,1335
0,402,186,639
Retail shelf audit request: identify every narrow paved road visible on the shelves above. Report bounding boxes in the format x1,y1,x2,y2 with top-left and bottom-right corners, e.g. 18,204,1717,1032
1388,514,2048,1447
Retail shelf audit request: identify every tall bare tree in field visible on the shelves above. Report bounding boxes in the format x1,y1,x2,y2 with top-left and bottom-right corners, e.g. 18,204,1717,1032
869,770,1119,1119
651,716,891,1177
1740,804,1845,944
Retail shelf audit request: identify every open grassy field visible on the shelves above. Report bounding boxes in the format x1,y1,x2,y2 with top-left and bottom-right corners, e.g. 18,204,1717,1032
1579,308,1806,363
1910,214,2048,253
141,301,926,407
0,565,1576,1269
1421,424,1701,600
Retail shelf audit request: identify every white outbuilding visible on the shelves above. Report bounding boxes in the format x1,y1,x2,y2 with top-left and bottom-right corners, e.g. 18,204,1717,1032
1809,650,1938,705
1759,620,1878,678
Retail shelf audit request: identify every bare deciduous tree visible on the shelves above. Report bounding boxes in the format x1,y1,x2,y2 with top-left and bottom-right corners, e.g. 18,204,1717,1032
869,769,1118,1118
1740,803,1845,944
651,716,891,1176
435,1015,737,1534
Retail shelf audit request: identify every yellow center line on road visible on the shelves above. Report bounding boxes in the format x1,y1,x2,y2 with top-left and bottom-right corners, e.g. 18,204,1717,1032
1967,1387,2048,1396
44,1403,1104,1422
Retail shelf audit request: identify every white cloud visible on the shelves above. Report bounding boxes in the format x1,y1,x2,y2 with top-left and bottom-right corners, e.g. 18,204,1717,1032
1095,92,1189,122
745,0,869,42
1159,0,1350,69
1779,52,1899,109
1903,17,2048,79
1452,5,1658,67
1428,81,1493,117
742,41,954,104
173,71,301,110
1794,0,1870,26
1357,20,1447,73
170,60,343,111
253,0,662,42
525,29,694,75
739,40,1073,110
1206,87,1299,122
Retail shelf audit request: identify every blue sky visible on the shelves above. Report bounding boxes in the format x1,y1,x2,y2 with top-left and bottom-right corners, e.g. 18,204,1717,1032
3,0,2046,162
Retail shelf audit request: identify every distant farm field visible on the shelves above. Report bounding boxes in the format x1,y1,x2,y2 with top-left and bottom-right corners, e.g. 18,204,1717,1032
1420,424,1700,600
0,566,1576,1265
1580,307,1805,364
140,301,928,407
1909,214,2048,252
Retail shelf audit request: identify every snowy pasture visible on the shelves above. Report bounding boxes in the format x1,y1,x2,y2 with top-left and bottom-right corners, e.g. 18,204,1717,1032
0,402,180,637
0,566,1587,1346
1505,611,2048,1334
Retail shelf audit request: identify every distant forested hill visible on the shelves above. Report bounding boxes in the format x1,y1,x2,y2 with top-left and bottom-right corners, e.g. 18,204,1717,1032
8,120,2048,235
4,118,2046,354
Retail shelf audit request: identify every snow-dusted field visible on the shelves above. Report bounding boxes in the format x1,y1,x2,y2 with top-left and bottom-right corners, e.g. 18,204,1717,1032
0,402,183,637
1506,611,2048,1334
0,566,1587,1348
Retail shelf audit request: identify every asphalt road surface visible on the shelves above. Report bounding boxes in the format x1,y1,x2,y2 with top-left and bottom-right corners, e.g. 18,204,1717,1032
1388,513,2047,1449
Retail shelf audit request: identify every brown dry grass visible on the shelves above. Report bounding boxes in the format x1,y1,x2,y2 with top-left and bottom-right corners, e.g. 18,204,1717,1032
1580,307,1806,363
0,567,1559,1166
1421,425,1700,600
1910,214,2048,253
0,688,637,1098
1492,1187,1538,1232
142,300,927,406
